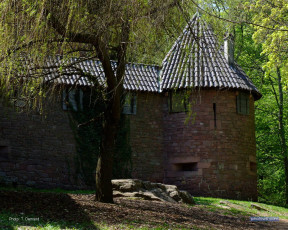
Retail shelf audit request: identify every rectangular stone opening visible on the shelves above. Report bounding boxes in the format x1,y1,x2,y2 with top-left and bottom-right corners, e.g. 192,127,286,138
174,162,198,172
250,162,257,173
0,146,10,160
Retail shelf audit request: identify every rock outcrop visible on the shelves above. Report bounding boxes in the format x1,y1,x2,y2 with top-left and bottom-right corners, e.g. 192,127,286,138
112,179,195,204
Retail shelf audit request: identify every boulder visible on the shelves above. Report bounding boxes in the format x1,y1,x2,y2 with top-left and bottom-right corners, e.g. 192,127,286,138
179,190,195,205
112,179,195,204
250,203,269,211
112,179,143,192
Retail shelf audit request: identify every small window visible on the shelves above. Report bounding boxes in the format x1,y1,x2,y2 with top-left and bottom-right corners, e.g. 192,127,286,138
237,93,249,115
0,146,10,160
169,91,188,113
123,93,137,115
62,88,83,111
174,162,198,172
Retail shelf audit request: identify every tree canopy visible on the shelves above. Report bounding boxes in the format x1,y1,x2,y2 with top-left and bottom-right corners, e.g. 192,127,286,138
0,0,195,203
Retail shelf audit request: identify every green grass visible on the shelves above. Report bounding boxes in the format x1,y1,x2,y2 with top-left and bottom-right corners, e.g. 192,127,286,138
194,197,288,219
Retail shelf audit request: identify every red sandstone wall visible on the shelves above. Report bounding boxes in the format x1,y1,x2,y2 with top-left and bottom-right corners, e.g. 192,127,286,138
163,89,257,200
0,96,83,189
0,91,166,189
129,92,165,182
0,88,258,201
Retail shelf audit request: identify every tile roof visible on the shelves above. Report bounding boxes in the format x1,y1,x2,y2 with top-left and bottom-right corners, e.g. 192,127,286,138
43,56,160,92
38,13,260,99
161,13,261,99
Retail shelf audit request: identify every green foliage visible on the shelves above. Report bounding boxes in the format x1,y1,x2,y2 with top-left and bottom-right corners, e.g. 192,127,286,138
69,90,104,186
248,0,288,74
233,19,288,206
255,80,288,206
70,90,132,186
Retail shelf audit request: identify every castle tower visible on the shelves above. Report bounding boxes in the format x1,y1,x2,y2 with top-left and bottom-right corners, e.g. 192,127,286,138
161,13,261,200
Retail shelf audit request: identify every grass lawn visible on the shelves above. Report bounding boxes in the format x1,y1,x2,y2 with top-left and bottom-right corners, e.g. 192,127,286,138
0,187,288,230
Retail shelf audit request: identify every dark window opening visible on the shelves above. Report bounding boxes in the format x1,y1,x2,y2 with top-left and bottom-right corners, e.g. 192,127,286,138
62,88,83,111
169,91,189,113
237,93,249,115
213,103,217,128
250,162,257,173
0,146,10,160
123,93,137,115
174,162,198,172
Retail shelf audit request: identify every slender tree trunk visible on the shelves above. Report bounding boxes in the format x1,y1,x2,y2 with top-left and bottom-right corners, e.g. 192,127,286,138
95,108,119,203
276,67,288,205
93,22,128,203
95,83,122,203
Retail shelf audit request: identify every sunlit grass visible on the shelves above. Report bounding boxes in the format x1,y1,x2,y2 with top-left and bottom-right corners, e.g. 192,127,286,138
194,197,288,219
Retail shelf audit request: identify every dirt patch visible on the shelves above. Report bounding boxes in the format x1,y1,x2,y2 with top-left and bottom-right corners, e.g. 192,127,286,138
0,191,287,229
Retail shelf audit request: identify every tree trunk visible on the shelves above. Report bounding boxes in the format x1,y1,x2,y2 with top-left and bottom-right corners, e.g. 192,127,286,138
276,67,288,205
94,71,123,203
95,112,118,203
93,23,127,203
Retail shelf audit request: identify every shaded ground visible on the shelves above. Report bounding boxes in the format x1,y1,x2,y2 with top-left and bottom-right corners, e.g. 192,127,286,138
0,190,287,229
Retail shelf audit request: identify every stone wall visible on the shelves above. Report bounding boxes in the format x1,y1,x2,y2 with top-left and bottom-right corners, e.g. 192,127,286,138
163,89,257,200
0,96,84,189
129,92,165,182
0,88,258,201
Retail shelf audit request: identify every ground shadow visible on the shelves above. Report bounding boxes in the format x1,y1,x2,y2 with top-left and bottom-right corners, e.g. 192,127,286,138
0,190,99,230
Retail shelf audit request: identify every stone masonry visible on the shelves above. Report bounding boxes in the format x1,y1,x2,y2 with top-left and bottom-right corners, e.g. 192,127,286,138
0,96,83,189
163,89,257,201
0,89,258,200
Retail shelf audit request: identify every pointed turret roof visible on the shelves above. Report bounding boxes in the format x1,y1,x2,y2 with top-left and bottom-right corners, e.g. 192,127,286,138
161,13,261,100
32,13,261,99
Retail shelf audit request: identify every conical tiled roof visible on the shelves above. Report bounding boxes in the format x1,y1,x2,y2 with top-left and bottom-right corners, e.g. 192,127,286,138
161,13,261,99
28,13,260,99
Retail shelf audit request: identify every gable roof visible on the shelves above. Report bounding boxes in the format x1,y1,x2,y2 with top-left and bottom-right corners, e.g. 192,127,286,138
39,13,260,99
161,13,261,99
43,56,160,92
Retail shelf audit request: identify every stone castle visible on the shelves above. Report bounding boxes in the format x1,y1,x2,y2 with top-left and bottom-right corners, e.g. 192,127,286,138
0,13,261,200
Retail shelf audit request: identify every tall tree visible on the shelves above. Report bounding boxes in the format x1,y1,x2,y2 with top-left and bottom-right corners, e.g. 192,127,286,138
0,0,188,203
233,22,288,205
248,0,288,205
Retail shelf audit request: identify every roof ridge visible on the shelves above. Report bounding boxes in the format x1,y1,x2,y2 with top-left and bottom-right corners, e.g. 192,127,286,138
159,12,261,100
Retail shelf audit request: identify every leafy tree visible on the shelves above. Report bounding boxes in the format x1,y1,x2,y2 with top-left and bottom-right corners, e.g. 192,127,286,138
247,0,288,205
233,23,287,205
0,0,189,203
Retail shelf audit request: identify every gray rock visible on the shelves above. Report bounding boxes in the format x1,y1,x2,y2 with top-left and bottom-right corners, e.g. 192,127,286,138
179,190,195,205
219,200,232,206
112,179,143,192
26,181,36,186
250,203,269,211
169,190,181,202
112,179,195,204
